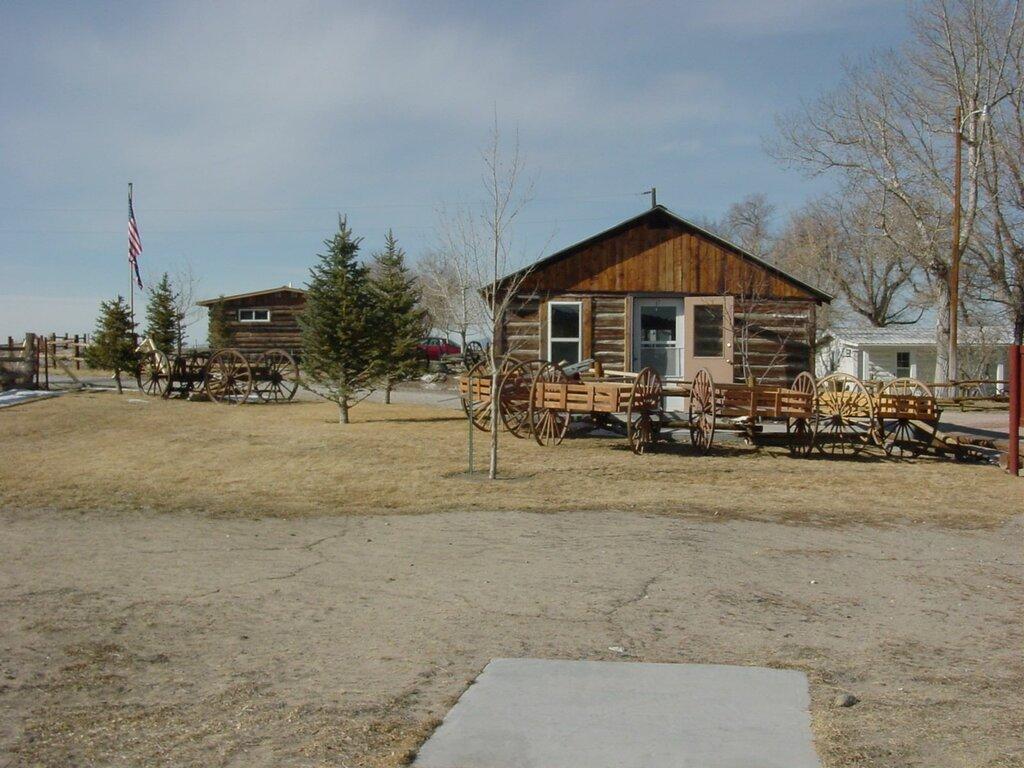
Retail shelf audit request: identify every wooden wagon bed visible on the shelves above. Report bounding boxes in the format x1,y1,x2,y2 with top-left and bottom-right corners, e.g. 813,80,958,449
459,361,817,456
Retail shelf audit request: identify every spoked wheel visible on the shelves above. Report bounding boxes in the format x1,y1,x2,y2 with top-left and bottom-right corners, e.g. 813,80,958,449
786,371,817,458
528,362,570,446
183,351,212,395
814,373,875,455
204,349,254,404
463,341,485,371
253,349,299,403
136,349,171,397
878,378,936,459
626,367,663,455
688,368,717,454
499,359,547,438
461,358,516,432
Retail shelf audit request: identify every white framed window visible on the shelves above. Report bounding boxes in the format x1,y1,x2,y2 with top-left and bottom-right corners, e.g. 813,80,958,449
547,301,582,366
895,351,911,378
238,308,271,323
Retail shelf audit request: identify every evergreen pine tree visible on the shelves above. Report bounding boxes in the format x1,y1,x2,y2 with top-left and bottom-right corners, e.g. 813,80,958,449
298,216,380,423
371,230,428,404
145,273,179,353
85,296,137,393
207,297,231,349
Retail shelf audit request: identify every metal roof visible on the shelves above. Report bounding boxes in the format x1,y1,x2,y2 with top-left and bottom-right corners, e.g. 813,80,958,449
196,285,305,306
493,204,833,303
829,325,1015,346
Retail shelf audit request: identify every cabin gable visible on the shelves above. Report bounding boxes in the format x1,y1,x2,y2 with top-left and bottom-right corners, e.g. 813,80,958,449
517,209,821,301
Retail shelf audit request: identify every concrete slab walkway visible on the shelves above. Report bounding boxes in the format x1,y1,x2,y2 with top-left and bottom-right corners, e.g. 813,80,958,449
414,659,820,768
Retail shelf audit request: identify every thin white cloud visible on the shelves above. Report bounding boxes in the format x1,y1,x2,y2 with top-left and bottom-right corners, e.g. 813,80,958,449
3,2,726,214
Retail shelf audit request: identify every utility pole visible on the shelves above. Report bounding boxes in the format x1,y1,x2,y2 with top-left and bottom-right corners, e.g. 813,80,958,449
948,106,962,386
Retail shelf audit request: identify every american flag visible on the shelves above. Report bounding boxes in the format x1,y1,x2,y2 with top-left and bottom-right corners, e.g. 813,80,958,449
128,191,143,289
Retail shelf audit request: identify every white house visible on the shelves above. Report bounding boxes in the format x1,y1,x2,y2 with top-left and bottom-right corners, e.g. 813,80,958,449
819,326,1012,390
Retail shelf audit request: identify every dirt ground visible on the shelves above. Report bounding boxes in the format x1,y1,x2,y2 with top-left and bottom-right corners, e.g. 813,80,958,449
0,508,1020,767
1,393,1022,767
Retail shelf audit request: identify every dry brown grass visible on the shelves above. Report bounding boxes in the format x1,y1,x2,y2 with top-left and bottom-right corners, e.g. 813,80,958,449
2,391,1019,525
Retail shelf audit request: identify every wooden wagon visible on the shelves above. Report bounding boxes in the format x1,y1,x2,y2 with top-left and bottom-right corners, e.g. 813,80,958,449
873,378,940,458
459,360,817,456
136,340,299,404
670,369,818,457
813,373,939,457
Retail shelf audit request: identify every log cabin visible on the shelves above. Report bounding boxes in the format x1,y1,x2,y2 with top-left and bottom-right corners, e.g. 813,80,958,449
197,286,305,354
493,204,831,391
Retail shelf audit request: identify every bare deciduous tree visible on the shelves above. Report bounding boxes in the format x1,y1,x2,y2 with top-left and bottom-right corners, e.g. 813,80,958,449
720,193,777,258
771,0,1022,380
168,261,202,354
969,39,1024,343
783,193,921,328
416,248,485,349
437,117,538,479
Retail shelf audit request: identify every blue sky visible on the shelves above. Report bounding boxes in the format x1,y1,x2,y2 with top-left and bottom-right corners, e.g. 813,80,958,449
0,0,910,337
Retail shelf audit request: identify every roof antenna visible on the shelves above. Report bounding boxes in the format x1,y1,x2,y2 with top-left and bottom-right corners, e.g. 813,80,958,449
641,187,657,208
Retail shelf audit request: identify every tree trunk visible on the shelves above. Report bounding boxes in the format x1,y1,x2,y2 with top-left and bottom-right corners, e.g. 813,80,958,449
1014,310,1024,347
338,400,349,424
488,368,499,479
384,383,392,405
934,280,952,385
114,371,123,394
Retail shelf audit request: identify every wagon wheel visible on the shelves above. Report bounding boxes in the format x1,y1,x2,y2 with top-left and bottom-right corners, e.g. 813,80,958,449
460,361,492,432
528,362,570,446
499,359,547,438
813,373,875,456
688,368,717,454
204,349,253,404
253,349,299,403
626,367,663,455
136,349,171,397
878,378,936,459
461,358,516,432
786,371,817,458
184,351,211,395
463,340,485,371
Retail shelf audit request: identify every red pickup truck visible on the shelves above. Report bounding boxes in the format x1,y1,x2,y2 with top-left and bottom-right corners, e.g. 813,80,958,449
417,337,461,361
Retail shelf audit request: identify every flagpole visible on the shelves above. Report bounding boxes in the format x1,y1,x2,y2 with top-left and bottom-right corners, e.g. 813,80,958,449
128,182,135,333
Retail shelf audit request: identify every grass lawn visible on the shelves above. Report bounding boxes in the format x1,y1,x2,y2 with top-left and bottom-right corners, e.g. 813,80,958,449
1,391,1019,525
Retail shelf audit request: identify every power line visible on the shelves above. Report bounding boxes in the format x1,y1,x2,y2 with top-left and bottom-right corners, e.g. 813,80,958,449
0,216,617,236
0,192,640,215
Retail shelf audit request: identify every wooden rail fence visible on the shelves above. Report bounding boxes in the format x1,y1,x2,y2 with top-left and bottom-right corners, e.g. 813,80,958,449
1,332,91,390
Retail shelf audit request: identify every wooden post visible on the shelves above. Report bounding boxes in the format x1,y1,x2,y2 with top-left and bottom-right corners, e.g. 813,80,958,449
26,333,38,388
74,334,80,369
1009,345,1021,477
43,335,49,390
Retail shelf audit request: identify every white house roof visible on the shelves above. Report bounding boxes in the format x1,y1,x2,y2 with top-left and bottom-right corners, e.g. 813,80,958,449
829,325,1015,347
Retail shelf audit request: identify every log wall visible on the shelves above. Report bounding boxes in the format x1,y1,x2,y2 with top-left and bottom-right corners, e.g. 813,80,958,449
732,298,815,387
499,293,815,386
208,291,305,354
